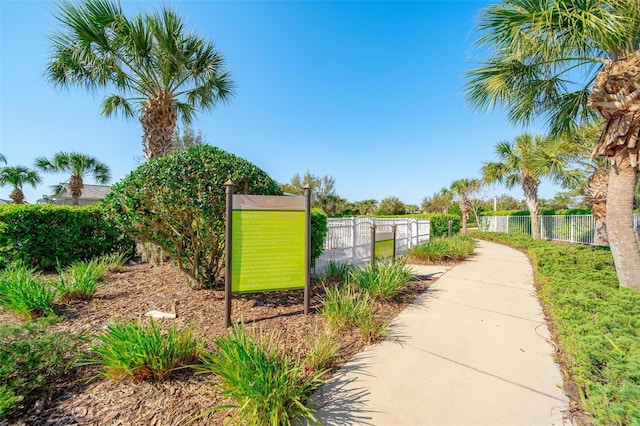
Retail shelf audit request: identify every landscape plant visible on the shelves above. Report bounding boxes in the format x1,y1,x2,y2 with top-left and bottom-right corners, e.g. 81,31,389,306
466,0,640,289
87,318,201,381
320,285,386,342
103,145,281,288
0,204,135,270
348,260,413,300
0,266,56,320
47,0,234,160
196,323,327,425
54,259,109,302
407,235,476,263
472,231,640,424
304,328,341,374
318,261,353,286
34,151,111,206
0,166,41,204
0,319,79,418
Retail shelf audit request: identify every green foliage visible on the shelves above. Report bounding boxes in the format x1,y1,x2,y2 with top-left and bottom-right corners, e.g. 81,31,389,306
320,285,386,342
318,261,353,285
104,145,281,288
0,204,135,271
196,324,327,425
310,208,328,268
348,260,413,300
0,266,56,320
54,259,108,302
407,235,476,263
0,319,80,418
304,329,341,373
473,232,640,425
87,318,200,381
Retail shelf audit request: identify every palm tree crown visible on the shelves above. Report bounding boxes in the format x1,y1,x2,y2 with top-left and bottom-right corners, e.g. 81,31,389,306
450,178,481,235
481,134,583,239
466,0,640,289
0,166,42,204
35,151,111,206
47,0,235,160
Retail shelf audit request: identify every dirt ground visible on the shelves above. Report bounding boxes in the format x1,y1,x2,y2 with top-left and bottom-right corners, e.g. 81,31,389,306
0,261,437,426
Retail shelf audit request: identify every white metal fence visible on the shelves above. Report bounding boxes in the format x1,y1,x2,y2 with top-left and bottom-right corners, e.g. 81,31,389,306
316,217,430,271
479,214,640,245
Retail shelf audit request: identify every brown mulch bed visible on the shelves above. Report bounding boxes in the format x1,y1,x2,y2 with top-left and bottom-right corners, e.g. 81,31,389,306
0,261,438,426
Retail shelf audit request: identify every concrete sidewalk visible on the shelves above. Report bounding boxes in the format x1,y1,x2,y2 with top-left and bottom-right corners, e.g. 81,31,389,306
310,240,570,426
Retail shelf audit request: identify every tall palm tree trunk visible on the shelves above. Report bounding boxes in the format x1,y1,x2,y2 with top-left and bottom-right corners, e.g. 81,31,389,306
9,188,24,204
606,150,640,291
585,168,609,246
460,199,470,235
69,175,83,206
522,176,540,239
141,93,178,161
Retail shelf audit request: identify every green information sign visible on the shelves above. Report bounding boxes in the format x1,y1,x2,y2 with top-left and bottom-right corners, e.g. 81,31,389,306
375,238,395,259
231,195,307,294
374,231,395,259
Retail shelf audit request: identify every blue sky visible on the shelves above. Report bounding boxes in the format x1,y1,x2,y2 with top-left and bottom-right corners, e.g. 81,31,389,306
1,0,552,206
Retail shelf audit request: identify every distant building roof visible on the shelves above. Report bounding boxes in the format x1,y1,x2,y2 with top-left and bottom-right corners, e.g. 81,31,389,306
56,184,112,206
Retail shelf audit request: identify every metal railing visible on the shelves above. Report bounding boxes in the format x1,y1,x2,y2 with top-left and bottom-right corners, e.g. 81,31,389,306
479,214,640,245
316,217,430,271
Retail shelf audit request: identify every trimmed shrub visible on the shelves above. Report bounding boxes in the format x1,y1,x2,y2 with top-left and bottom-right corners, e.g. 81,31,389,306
0,204,135,271
311,208,328,268
480,208,592,216
103,145,281,288
0,319,80,418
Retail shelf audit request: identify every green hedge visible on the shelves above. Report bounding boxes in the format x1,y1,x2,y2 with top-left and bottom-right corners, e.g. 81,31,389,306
311,209,327,268
471,231,640,425
0,204,135,270
374,214,461,237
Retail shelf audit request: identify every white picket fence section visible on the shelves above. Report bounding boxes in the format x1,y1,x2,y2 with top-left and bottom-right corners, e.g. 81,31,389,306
479,214,640,245
315,217,430,271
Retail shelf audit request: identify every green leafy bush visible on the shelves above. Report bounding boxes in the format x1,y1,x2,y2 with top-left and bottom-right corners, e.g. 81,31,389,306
196,324,326,425
87,318,200,381
0,266,56,320
0,204,135,270
54,259,108,302
320,285,386,342
0,319,80,418
480,208,592,216
473,231,640,425
407,235,476,263
104,145,281,288
310,208,328,268
375,214,461,237
348,260,413,300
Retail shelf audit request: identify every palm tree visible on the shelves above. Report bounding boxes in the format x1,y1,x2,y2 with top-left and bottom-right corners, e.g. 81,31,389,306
0,166,42,204
450,179,481,235
481,134,583,239
35,152,111,206
47,0,234,160
0,154,6,164
465,0,640,289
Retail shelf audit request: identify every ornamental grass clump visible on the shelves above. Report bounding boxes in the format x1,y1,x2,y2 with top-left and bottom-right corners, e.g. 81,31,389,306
54,259,108,302
87,318,200,381
318,261,353,286
196,324,326,425
0,266,56,320
304,328,341,373
348,260,413,300
407,235,476,263
320,285,386,342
